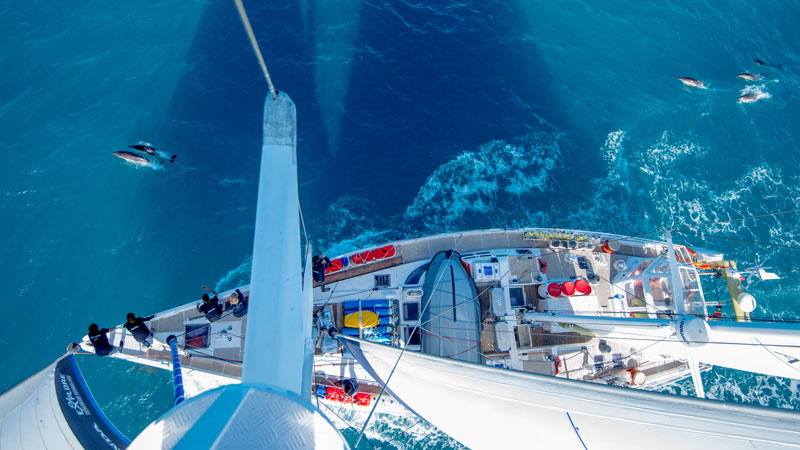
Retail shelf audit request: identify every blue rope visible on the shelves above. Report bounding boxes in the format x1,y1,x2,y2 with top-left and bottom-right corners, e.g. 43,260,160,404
167,335,185,405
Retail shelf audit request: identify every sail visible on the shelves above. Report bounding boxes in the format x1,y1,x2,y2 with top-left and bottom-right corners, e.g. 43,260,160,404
341,337,800,450
420,251,482,364
0,354,130,450
692,321,800,379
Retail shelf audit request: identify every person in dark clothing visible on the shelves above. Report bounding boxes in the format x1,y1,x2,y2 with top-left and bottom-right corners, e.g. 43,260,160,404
125,312,154,347
198,285,223,322
312,255,332,293
225,289,248,318
88,323,114,356
340,378,360,396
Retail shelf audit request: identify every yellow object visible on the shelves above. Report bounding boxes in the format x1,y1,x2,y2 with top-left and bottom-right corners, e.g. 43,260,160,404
344,311,379,328
705,260,750,322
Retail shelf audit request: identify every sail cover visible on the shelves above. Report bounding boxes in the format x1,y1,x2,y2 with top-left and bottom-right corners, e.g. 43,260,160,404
0,354,130,449
341,337,800,450
420,251,482,364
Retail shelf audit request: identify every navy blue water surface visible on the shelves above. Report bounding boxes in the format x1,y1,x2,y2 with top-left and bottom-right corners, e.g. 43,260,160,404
2,0,800,446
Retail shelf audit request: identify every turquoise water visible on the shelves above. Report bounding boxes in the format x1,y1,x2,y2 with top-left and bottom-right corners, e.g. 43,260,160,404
2,0,800,446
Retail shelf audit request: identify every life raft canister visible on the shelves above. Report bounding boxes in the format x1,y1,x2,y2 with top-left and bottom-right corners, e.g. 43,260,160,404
361,250,374,263
325,258,344,274
574,278,591,295
381,245,396,258
325,387,345,402
561,281,575,296
351,253,364,265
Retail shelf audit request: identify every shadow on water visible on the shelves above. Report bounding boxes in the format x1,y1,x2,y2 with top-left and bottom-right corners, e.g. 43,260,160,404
151,0,590,232
334,0,595,212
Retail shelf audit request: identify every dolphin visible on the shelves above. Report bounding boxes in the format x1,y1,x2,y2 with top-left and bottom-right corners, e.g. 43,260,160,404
128,144,157,156
736,73,759,81
737,93,769,103
755,59,785,71
678,77,707,89
113,151,151,166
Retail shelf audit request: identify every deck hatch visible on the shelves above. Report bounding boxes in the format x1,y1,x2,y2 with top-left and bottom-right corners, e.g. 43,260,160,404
375,274,391,288
185,324,210,349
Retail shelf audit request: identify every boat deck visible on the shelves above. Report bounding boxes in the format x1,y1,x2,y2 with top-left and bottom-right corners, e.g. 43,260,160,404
79,295,247,379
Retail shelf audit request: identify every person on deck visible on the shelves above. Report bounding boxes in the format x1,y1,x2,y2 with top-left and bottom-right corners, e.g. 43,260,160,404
340,378,360,396
125,312,155,347
226,288,248,318
88,323,114,357
198,285,223,322
313,255,332,293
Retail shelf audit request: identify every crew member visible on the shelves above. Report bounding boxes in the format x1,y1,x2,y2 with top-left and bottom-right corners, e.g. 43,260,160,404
199,285,223,322
125,312,154,347
313,255,332,293
340,378,360,396
88,323,114,357
226,289,248,318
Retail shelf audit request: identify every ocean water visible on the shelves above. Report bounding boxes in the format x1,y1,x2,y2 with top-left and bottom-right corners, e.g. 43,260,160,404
2,0,800,446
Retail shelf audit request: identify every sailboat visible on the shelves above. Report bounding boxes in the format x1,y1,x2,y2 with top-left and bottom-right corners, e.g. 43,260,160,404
327,228,800,448
2,3,800,449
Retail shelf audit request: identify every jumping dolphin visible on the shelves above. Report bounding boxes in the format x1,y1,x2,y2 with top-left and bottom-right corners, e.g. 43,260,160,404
128,144,177,163
128,144,157,155
737,73,760,81
113,151,151,166
678,77,708,89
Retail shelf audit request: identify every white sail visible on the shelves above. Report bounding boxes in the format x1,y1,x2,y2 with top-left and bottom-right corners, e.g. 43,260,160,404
695,321,800,379
341,337,800,450
0,354,129,450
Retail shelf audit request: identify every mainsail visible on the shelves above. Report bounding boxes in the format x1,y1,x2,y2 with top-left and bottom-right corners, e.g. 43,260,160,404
341,337,800,449
0,354,129,450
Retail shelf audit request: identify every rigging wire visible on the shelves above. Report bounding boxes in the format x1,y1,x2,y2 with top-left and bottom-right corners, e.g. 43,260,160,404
354,235,464,447
701,234,800,251
233,0,277,97
233,0,312,255
316,401,380,450
377,417,425,450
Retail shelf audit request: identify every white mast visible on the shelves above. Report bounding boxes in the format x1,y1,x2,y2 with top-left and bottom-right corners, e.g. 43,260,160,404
129,93,346,449
241,92,303,390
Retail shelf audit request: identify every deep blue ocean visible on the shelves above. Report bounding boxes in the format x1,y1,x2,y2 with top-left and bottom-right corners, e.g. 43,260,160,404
2,0,800,447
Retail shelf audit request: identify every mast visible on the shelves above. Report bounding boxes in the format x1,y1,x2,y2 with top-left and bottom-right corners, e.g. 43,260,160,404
128,91,347,449
240,92,303,390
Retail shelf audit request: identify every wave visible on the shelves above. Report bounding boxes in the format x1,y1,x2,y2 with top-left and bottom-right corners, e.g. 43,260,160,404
214,255,253,292
657,366,800,410
323,406,466,449
740,84,772,101
404,132,563,233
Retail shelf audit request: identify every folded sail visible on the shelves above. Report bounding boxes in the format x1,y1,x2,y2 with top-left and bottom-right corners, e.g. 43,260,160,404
0,354,130,449
420,251,483,364
341,338,800,450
